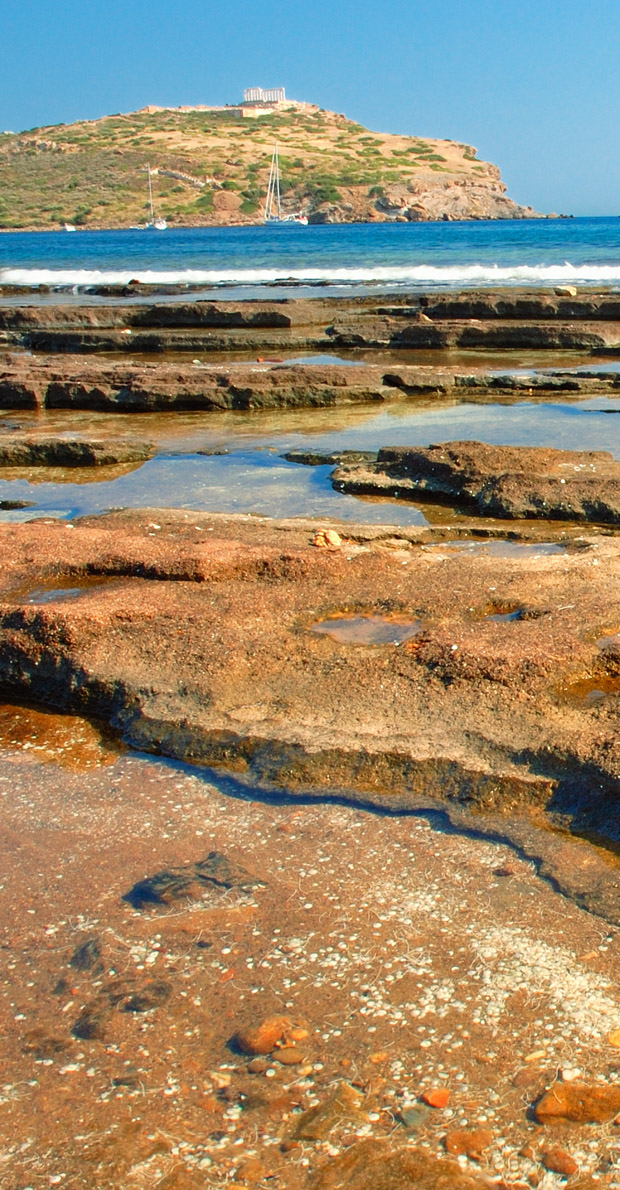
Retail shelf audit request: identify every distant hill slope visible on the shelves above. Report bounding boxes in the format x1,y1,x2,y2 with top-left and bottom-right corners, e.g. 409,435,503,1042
0,104,539,230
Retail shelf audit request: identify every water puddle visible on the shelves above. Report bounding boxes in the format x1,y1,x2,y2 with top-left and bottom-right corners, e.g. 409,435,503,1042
485,608,526,623
596,631,620,650
311,613,423,646
15,575,124,605
560,675,620,706
0,701,125,769
273,354,365,367
426,540,568,557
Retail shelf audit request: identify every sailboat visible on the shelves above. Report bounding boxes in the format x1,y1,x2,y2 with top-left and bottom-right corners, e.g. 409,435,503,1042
137,164,167,230
264,143,308,226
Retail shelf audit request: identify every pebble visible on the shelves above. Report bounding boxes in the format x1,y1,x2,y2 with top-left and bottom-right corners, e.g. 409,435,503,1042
421,1088,451,1108
312,529,342,550
399,1104,431,1131
246,1058,269,1074
540,1145,578,1177
293,1083,365,1141
275,1046,305,1066
232,1016,294,1056
444,1128,494,1161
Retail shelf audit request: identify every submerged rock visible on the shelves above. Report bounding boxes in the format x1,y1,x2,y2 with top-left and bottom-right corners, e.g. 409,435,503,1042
534,1080,620,1124
69,937,103,973
293,1082,366,1141
232,1015,307,1056
310,1138,496,1189
123,851,265,909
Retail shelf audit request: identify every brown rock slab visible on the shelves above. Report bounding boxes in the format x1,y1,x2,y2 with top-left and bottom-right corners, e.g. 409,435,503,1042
332,441,620,525
5,510,620,929
534,1081,620,1124
310,1138,496,1189
0,436,153,468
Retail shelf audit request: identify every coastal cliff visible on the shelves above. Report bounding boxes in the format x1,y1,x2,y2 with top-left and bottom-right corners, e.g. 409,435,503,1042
0,103,538,229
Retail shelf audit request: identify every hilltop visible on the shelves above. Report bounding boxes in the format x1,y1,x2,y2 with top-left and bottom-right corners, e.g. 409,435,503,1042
0,101,538,230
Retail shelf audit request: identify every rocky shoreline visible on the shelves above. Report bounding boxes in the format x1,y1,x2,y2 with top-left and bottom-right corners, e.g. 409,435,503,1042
3,287,620,1188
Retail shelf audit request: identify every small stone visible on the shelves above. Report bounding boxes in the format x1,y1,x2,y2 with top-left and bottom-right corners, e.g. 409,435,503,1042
607,1029,620,1048
288,1026,309,1042
247,1058,269,1074
275,1046,305,1066
560,1067,582,1082
541,1145,578,1177
234,1158,268,1183
421,1088,450,1109
535,1081,620,1124
69,937,103,973
209,1070,232,1089
399,1104,431,1131
554,286,578,297
233,1015,294,1055
312,529,342,550
444,1128,493,1162
21,1029,71,1059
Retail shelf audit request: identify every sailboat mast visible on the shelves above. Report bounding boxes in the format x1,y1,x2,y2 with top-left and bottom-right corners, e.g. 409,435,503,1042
147,164,155,221
274,141,281,219
265,146,276,220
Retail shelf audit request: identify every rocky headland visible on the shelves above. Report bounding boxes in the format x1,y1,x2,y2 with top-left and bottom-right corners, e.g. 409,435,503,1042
0,104,538,229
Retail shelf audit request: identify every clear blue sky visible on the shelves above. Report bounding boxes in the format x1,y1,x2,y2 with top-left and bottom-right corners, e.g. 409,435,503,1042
3,0,619,215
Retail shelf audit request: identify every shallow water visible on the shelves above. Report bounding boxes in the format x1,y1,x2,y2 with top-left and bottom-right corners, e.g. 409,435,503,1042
2,396,620,523
427,540,567,556
311,613,423,646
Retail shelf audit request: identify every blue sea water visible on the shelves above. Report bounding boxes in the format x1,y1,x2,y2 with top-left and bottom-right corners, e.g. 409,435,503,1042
3,217,620,291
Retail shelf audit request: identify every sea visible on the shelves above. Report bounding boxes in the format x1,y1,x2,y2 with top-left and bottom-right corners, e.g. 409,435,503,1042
2,216,620,295
3,216,620,525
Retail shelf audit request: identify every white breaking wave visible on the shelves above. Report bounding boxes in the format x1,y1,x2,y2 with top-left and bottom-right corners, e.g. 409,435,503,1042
3,262,620,287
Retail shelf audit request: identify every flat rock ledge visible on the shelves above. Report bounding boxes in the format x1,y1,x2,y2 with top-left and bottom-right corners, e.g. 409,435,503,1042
0,436,153,468
2,509,620,922
332,441,620,524
3,353,620,414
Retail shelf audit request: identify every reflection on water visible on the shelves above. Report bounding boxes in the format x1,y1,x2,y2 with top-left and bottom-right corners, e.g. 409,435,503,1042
425,540,567,557
2,396,620,524
560,675,620,706
0,702,124,769
19,575,124,604
312,613,423,646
